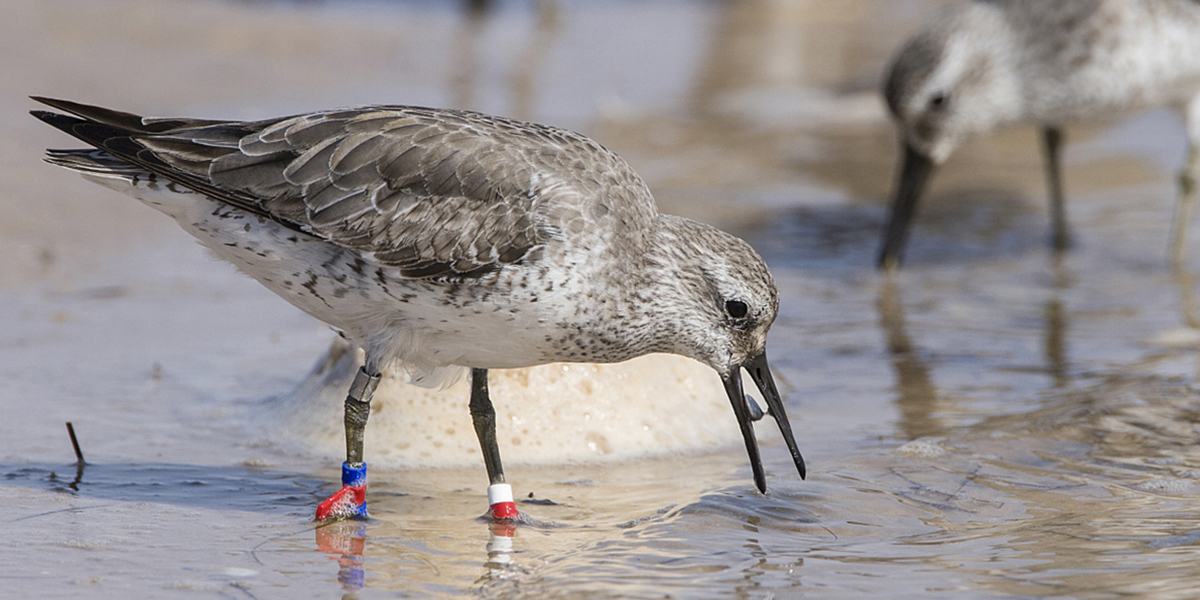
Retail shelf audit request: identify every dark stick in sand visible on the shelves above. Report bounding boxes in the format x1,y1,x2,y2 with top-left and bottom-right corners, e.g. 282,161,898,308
66,421,85,465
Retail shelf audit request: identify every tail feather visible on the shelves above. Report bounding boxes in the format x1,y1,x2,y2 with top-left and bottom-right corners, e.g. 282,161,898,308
30,109,152,167
30,96,222,133
31,97,307,233
31,108,151,161
33,109,166,185
30,109,88,139
44,148,148,180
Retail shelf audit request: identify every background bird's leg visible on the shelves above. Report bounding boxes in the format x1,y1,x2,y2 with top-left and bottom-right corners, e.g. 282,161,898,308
471,368,519,519
1171,147,1198,266
1172,95,1200,266
1041,126,1070,252
316,366,381,521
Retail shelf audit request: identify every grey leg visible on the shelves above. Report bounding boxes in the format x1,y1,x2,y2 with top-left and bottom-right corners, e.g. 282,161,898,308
1171,147,1199,266
316,365,381,520
1172,94,1200,266
1042,126,1070,252
344,366,381,468
470,368,506,485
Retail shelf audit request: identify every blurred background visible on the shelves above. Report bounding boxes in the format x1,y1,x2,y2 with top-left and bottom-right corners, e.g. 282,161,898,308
4,1,1200,598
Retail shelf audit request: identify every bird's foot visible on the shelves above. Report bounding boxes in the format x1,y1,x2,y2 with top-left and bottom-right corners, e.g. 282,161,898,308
316,462,369,521
487,483,520,521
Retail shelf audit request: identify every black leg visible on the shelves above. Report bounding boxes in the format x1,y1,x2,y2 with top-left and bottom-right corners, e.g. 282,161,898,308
344,366,381,467
470,368,507,485
1042,126,1070,252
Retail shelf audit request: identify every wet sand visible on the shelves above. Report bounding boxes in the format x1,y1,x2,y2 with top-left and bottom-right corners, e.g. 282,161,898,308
4,0,1200,598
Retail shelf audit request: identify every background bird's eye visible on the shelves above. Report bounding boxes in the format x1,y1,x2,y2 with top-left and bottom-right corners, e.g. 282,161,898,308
725,299,748,319
928,92,949,110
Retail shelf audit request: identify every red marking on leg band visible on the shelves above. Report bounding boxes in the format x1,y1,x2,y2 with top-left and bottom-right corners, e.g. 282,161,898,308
316,484,367,521
490,501,519,520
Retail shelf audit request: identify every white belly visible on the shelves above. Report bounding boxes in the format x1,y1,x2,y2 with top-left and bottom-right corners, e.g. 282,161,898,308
87,174,564,387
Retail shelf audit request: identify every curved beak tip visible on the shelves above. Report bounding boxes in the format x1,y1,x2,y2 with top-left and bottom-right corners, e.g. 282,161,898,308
724,352,806,492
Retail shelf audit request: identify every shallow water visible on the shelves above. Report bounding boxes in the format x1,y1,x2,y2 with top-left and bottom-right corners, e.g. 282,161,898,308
4,0,1200,597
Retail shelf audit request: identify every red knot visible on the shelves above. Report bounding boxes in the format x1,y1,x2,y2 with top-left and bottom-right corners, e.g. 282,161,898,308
32,97,806,521
878,0,1200,269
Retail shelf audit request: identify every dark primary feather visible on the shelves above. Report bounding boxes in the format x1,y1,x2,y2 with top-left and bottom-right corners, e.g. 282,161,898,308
32,97,648,279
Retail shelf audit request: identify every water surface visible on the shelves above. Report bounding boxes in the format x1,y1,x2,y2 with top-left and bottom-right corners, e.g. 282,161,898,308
3,0,1200,598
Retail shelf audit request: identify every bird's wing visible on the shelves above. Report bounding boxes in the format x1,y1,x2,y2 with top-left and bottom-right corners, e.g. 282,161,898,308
33,97,653,279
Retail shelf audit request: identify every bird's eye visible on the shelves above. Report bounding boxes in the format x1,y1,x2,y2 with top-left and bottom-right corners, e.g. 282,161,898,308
725,299,749,319
928,92,949,110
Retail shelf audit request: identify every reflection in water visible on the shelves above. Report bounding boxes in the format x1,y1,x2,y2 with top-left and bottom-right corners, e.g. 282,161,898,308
1044,256,1071,387
315,521,368,597
728,514,805,596
479,521,521,584
876,277,941,440
65,461,85,492
63,422,87,492
948,374,1200,597
1171,268,1200,378
1175,269,1200,330
877,258,1077,430
1043,297,1069,387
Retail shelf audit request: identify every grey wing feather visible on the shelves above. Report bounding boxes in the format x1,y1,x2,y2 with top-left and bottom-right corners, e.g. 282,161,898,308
34,100,652,279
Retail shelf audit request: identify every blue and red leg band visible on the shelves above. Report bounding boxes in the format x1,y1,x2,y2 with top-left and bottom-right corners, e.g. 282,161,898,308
316,462,369,521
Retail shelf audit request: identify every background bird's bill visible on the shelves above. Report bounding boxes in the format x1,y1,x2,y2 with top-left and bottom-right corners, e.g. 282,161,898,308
720,351,806,493
878,144,935,270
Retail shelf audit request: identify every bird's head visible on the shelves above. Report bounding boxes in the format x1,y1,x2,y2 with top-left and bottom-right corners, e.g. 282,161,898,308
883,7,1019,165
648,215,805,492
878,5,1020,269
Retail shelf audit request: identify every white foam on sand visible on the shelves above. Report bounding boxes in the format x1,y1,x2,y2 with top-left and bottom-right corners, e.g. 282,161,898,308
262,338,744,468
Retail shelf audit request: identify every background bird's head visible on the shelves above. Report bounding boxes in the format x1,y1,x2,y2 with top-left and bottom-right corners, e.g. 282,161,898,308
883,5,1020,165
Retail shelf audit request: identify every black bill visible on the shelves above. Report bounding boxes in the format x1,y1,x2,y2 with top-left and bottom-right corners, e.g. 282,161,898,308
877,143,935,270
721,351,806,493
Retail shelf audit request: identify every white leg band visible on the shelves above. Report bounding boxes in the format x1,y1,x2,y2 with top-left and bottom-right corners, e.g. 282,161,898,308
487,483,514,505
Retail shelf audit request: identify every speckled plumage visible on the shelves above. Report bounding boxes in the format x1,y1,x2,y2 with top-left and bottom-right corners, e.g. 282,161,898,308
33,97,805,499
878,0,1200,267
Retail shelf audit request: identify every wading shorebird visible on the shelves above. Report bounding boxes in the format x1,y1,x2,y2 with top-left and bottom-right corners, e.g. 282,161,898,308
878,0,1200,270
31,97,805,521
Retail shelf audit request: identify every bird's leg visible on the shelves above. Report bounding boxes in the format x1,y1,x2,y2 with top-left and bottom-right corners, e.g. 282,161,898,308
1171,146,1199,266
470,368,518,520
1173,95,1200,266
1042,126,1071,252
316,366,381,521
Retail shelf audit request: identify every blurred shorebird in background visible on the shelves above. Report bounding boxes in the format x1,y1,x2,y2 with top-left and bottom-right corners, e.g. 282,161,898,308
878,0,1200,269
31,97,805,522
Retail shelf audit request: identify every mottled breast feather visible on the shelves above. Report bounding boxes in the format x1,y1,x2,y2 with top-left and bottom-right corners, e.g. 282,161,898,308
38,101,655,280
